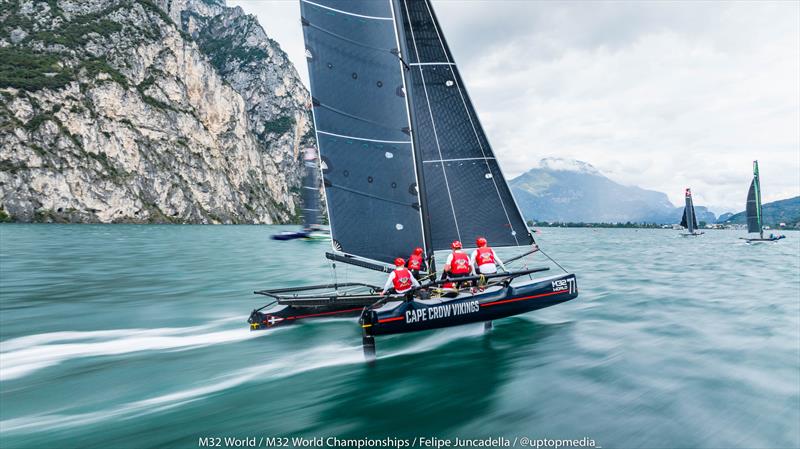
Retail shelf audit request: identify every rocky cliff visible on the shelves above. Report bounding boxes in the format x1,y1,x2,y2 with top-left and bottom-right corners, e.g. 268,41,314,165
0,0,313,223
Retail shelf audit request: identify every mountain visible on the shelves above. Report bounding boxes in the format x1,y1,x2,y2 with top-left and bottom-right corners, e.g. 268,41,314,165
721,196,800,227
0,0,312,223
509,158,716,224
716,212,734,223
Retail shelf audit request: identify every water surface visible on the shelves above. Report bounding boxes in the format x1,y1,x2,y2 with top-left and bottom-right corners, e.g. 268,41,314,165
1,225,798,448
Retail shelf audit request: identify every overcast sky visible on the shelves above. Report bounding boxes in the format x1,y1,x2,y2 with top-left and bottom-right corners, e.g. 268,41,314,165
229,0,800,214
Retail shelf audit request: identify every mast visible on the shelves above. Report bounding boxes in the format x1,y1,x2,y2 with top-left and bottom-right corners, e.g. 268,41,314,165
391,0,435,272
754,160,763,238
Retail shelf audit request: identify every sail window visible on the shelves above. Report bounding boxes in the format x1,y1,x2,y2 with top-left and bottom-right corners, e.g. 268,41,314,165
396,223,404,230
385,152,393,159
484,173,493,179
445,80,454,87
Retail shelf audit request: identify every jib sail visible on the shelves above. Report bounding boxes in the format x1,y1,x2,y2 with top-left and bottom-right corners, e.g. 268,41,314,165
680,188,698,233
300,0,425,263
746,160,762,235
395,0,533,252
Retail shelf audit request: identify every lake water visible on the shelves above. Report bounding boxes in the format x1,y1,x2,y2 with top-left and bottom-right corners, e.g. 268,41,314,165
0,225,798,449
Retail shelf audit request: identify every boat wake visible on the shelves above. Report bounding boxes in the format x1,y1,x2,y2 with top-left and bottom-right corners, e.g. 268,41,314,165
0,343,364,434
0,317,258,381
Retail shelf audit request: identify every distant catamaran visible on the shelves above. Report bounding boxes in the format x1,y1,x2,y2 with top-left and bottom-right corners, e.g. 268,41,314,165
680,188,703,236
740,160,784,243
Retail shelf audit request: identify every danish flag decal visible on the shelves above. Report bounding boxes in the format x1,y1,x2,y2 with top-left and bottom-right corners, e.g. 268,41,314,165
265,315,284,326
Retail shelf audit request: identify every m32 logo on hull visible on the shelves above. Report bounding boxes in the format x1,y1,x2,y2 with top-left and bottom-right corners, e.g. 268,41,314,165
552,277,577,294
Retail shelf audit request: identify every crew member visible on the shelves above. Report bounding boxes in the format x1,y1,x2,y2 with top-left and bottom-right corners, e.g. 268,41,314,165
381,257,420,298
470,237,507,275
440,240,473,290
406,247,425,280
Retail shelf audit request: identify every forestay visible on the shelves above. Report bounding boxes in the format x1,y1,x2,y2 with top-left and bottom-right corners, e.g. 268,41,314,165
300,0,425,263
396,0,533,251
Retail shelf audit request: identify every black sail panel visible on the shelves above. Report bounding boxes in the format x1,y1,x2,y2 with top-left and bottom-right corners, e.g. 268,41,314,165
301,0,424,263
680,208,688,229
397,0,532,250
746,179,760,233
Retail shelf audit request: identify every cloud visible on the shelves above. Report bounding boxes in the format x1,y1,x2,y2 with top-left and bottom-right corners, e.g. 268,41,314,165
231,0,799,213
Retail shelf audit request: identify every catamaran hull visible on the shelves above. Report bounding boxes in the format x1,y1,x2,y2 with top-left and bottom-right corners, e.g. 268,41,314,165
248,303,368,330
360,273,578,336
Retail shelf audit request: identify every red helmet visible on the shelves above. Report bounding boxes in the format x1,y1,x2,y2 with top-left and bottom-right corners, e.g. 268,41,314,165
451,240,462,250
394,257,405,267
476,237,487,247
413,247,423,255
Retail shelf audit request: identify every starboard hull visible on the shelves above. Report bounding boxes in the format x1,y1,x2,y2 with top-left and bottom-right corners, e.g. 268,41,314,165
360,273,578,336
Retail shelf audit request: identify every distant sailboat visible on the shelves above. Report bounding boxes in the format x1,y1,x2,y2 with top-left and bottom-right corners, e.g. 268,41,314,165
271,148,331,241
740,160,784,243
679,188,703,236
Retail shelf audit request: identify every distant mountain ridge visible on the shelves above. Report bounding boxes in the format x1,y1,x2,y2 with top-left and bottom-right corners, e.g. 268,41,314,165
509,158,716,224
721,196,800,226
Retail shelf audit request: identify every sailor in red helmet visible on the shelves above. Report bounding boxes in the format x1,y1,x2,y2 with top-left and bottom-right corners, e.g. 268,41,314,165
470,236,506,275
381,257,420,298
440,240,473,290
406,247,426,280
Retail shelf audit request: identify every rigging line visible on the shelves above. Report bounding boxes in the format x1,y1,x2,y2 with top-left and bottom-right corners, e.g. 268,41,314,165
422,0,520,246
317,130,411,145
304,21,392,53
536,246,568,274
327,182,418,209
301,0,393,21
402,0,462,243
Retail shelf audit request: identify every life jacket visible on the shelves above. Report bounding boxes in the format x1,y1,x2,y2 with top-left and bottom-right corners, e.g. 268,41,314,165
407,253,423,270
441,281,455,290
449,252,471,275
475,247,495,266
392,268,413,292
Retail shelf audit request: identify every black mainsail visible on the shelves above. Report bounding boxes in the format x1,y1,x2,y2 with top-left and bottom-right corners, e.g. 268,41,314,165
301,0,424,263
680,188,698,234
301,0,533,266
745,160,763,238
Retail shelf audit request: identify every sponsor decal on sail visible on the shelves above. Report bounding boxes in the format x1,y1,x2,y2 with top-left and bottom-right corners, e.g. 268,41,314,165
405,300,480,323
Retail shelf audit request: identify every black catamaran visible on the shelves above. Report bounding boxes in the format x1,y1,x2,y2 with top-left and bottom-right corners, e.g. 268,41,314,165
249,0,578,356
679,188,703,236
741,160,784,243
271,148,331,241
